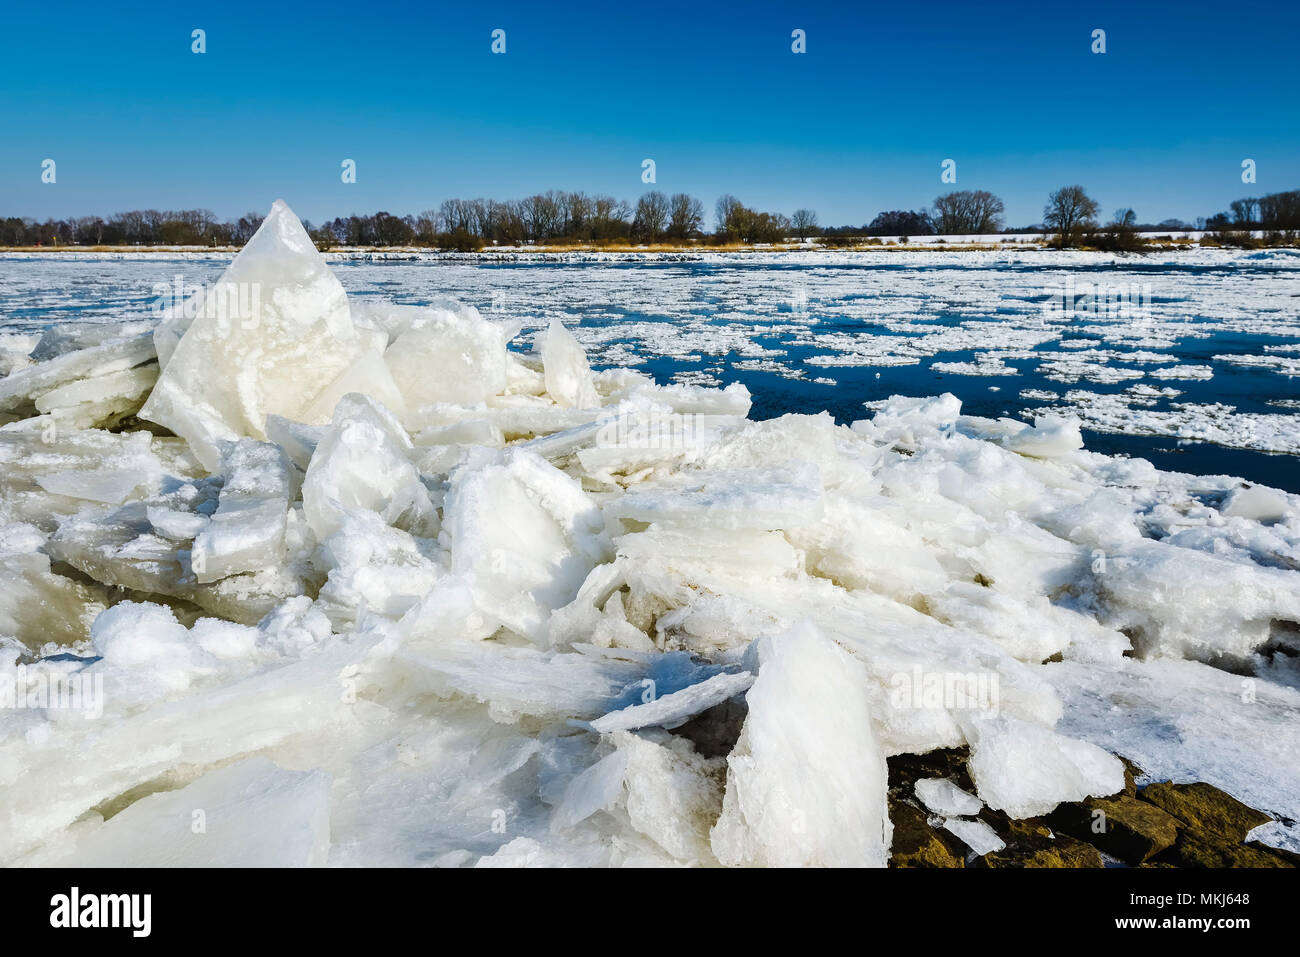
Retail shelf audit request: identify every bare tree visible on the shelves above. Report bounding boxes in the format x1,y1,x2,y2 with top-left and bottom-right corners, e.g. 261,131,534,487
519,193,562,242
633,191,670,242
715,194,742,236
1229,198,1260,226
791,208,819,241
589,195,631,240
74,216,105,244
932,190,1005,234
1043,185,1100,247
491,201,526,244
667,193,703,239
1258,190,1300,228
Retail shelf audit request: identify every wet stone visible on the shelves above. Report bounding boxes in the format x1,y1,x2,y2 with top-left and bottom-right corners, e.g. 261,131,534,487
1048,794,1180,864
1139,781,1272,843
888,798,965,868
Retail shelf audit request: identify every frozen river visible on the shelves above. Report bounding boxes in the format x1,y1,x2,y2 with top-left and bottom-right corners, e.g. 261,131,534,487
2,248,1298,490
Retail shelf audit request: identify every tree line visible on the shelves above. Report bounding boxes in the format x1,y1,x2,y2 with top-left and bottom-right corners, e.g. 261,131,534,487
4,186,1297,249
0,209,263,248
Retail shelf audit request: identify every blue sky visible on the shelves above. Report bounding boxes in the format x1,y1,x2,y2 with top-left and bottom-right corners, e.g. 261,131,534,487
2,0,1297,228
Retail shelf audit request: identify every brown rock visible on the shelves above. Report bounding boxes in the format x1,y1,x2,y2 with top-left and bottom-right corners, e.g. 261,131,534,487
1118,756,1144,797
888,799,965,868
887,748,974,795
1005,817,1053,841
973,829,1104,868
1247,841,1300,866
1049,795,1180,864
1158,827,1293,868
1140,781,1272,843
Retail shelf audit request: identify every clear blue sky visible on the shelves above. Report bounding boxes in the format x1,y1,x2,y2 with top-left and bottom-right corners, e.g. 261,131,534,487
2,0,1297,228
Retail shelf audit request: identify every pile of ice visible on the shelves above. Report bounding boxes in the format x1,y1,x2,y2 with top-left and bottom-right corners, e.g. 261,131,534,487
2,202,1298,867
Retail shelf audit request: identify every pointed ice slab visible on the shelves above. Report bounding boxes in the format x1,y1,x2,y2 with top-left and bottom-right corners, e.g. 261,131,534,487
541,318,599,409
710,623,892,867
140,200,374,471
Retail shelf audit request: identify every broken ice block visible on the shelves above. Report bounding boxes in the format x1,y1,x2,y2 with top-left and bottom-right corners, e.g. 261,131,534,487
313,510,443,628
710,623,892,867
941,817,1005,855
617,730,724,864
0,525,109,648
967,715,1124,818
541,318,600,409
550,750,627,831
604,463,825,532
443,448,610,643
589,670,755,734
301,393,439,542
42,756,331,867
385,305,513,409
48,499,311,625
139,200,375,470
0,334,156,415
190,439,293,583
914,777,983,817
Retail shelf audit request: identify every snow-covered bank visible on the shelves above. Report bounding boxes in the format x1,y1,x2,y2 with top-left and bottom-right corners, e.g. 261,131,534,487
1,202,1298,867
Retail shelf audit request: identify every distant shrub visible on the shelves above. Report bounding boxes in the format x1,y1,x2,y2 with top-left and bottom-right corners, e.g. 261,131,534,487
1215,230,1261,249
1086,224,1150,252
437,228,485,252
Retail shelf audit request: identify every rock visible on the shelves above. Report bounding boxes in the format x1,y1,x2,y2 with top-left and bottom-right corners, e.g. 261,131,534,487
1246,841,1300,866
1139,781,1272,843
888,799,965,868
887,747,975,795
1005,818,1054,841
1049,795,1180,864
974,829,1105,868
1158,827,1293,868
1118,755,1144,797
